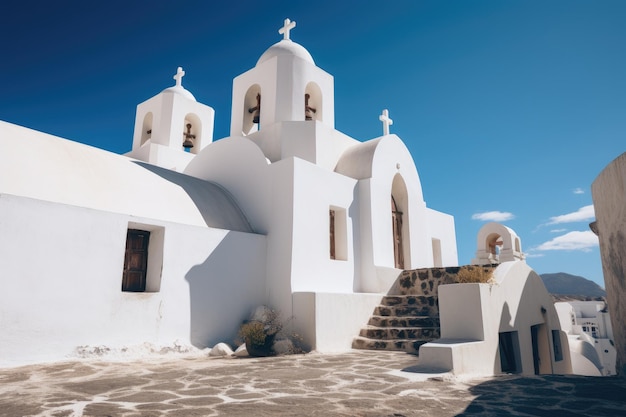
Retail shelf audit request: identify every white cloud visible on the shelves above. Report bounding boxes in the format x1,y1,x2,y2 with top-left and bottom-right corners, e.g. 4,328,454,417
573,188,585,195
548,205,595,225
524,252,545,258
471,211,515,222
549,228,567,233
536,230,599,252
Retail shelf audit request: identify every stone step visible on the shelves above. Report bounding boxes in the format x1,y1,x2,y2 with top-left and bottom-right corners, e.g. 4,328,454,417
380,295,438,307
367,315,439,328
373,304,438,317
351,336,428,354
359,326,440,340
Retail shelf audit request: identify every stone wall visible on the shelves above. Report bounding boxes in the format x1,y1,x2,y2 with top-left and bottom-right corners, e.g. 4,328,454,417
592,152,626,377
388,266,496,296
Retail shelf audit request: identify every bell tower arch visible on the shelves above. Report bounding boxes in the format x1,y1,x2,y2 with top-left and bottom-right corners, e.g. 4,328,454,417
127,67,215,171
230,18,335,139
472,222,525,265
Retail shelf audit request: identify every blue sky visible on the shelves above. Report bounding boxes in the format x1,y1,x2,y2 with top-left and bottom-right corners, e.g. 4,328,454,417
2,1,625,287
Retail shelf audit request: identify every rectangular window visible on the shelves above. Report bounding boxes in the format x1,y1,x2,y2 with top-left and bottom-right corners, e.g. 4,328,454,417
121,223,164,293
330,209,336,260
432,238,442,267
122,229,150,292
329,206,347,261
552,330,563,361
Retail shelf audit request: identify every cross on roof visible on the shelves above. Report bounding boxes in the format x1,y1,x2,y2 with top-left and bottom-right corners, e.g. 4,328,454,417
279,18,296,41
173,67,185,87
379,109,393,135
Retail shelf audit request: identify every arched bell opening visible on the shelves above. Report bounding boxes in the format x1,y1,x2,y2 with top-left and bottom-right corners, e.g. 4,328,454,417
391,174,410,269
472,223,525,265
486,233,504,263
140,112,153,146
182,113,202,154
304,82,322,122
243,84,261,135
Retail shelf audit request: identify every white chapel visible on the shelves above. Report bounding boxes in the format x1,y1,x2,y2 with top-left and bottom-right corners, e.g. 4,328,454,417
0,19,458,366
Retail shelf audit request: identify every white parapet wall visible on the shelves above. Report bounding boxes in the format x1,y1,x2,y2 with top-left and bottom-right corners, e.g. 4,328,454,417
292,292,382,352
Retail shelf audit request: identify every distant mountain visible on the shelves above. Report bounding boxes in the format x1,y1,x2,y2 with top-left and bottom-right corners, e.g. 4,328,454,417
540,272,606,298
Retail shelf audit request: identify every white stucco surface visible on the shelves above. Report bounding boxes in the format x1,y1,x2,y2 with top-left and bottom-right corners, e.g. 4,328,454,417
0,18,461,366
418,261,572,376
292,292,382,352
0,194,266,367
0,121,250,232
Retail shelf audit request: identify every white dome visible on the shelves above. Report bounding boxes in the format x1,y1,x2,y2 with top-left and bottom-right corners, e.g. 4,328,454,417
256,40,315,66
162,85,196,101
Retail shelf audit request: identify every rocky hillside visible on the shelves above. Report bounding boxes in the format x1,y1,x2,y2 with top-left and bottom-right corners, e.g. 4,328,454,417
540,272,606,298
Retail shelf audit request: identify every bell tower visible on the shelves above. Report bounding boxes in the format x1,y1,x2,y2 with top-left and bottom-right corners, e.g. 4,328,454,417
230,19,335,139
126,67,215,171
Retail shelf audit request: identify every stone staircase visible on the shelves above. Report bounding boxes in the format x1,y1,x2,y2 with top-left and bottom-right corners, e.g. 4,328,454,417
352,267,464,354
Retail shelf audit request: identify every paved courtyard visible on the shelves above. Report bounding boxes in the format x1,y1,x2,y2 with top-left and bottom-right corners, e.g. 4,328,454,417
1,350,625,416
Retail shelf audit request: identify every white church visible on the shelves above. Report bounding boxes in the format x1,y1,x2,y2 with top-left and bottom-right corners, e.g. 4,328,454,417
0,19,577,376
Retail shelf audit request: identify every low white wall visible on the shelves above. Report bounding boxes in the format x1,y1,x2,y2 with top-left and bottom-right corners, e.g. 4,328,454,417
292,292,382,352
418,262,573,376
0,194,266,367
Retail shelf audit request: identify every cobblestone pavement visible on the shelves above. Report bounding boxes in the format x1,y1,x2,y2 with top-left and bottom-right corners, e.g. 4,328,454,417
1,350,625,416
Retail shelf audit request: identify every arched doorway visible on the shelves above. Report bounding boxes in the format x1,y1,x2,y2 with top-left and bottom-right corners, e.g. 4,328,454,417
391,174,410,269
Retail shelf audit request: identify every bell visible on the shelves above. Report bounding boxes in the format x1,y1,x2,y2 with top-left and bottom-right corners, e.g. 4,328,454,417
183,138,194,149
248,93,261,124
182,123,195,149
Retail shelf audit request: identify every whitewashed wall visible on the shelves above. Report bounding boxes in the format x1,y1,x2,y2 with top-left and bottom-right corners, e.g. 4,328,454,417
418,261,572,376
0,194,266,367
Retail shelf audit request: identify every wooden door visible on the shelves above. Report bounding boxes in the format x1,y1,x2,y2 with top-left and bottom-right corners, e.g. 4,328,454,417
392,197,404,269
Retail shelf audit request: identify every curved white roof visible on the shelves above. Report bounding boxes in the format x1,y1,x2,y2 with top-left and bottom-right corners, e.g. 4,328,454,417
256,40,315,66
161,85,196,101
0,121,252,233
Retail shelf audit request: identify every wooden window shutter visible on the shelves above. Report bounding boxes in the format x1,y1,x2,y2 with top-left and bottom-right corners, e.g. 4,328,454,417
122,229,150,292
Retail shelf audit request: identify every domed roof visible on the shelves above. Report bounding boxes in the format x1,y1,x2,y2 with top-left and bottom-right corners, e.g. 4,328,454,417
256,40,315,66
162,85,196,101
161,67,196,101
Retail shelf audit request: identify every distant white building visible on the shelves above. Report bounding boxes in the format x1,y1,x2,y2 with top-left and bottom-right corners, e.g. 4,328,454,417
555,301,616,376
0,19,458,367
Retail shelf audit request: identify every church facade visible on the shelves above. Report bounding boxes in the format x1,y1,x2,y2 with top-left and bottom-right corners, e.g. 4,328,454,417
0,19,457,366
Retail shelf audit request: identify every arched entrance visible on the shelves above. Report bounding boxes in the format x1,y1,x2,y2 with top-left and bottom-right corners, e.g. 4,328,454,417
391,174,410,269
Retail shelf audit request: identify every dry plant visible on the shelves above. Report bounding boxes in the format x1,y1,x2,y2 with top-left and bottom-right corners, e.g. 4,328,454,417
455,265,494,284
